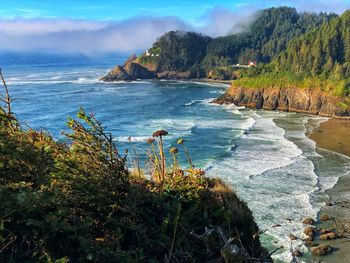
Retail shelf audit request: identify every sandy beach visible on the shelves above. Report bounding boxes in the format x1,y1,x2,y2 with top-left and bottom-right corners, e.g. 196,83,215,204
308,119,350,263
309,119,350,157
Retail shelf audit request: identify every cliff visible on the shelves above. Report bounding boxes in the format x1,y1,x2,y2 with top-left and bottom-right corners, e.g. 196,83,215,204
100,61,156,82
214,85,350,118
100,58,202,81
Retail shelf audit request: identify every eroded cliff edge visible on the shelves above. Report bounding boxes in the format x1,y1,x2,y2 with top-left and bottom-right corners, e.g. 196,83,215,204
213,85,350,118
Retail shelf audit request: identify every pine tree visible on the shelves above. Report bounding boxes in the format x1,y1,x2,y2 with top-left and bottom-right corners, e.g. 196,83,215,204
334,62,344,79
344,27,350,62
325,56,335,72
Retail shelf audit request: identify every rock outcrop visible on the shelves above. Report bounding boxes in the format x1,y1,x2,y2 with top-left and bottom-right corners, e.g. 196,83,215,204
319,232,337,240
303,226,316,237
303,217,315,225
100,65,133,81
213,85,350,118
124,62,156,79
100,61,155,82
310,244,332,255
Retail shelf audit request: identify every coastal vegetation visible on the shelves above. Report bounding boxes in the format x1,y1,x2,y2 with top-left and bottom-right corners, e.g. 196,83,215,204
0,80,270,262
236,9,350,98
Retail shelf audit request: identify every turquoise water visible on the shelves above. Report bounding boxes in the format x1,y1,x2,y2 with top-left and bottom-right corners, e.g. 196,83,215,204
2,55,350,262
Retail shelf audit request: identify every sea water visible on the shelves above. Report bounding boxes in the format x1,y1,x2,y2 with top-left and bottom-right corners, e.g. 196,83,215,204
2,54,350,262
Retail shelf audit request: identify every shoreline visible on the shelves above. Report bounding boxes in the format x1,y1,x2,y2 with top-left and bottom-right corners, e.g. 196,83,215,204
307,118,350,262
309,119,350,157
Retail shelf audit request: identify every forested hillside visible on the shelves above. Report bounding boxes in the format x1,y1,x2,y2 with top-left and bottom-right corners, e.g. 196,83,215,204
276,10,350,81
202,7,335,69
103,6,350,100
148,7,335,72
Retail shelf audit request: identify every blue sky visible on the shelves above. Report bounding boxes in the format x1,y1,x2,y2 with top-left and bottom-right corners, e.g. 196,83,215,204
2,0,349,21
0,0,349,55
3,1,246,21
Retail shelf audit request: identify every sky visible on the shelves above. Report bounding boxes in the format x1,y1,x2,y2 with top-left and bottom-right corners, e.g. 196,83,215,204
0,0,350,55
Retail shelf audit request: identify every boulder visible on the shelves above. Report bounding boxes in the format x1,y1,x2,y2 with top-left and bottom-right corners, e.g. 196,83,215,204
320,213,331,221
310,244,332,255
302,217,315,225
320,228,332,234
319,232,336,240
303,226,316,237
303,236,313,247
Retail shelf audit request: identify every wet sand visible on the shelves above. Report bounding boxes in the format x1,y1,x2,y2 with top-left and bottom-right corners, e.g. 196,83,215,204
309,119,350,157
308,119,350,263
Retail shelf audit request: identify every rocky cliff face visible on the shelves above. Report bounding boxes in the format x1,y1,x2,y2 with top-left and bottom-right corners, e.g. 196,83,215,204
100,65,132,81
100,61,155,82
214,86,350,118
101,59,201,82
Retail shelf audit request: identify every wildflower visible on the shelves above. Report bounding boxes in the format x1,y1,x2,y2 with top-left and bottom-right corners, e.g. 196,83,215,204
170,147,178,154
177,137,193,169
191,169,205,176
177,138,184,144
147,137,155,144
152,130,168,188
152,130,168,137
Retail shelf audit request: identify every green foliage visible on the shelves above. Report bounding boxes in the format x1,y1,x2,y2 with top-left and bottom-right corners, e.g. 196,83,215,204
202,7,350,98
0,106,269,262
275,10,350,84
148,7,336,80
234,71,350,97
155,31,211,75
202,7,334,69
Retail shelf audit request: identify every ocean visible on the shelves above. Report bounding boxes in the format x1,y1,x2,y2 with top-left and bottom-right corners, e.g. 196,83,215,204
1,54,350,262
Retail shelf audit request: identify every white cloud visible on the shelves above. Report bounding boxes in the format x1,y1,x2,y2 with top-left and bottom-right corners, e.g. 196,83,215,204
197,7,257,37
0,1,349,56
0,17,189,55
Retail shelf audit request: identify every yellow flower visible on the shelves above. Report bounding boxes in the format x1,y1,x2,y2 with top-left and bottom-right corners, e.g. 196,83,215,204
170,147,178,154
177,138,184,144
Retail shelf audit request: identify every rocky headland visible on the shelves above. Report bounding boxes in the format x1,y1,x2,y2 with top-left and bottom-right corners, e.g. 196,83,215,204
213,86,350,118
100,57,206,82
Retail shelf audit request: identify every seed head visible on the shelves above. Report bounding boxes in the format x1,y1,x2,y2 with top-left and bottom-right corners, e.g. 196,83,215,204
152,130,168,137
170,147,178,154
147,137,155,144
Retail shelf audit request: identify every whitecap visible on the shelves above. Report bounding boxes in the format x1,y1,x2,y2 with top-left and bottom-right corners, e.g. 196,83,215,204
114,136,150,143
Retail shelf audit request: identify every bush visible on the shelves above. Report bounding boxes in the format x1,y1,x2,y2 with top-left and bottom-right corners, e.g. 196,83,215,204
0,102,270,262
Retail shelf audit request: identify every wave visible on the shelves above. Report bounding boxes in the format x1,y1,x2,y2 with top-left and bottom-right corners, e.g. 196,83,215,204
184,99,202,106
205,112,320,261
184,98,216,106
7,77,101,86
114,136,150,143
